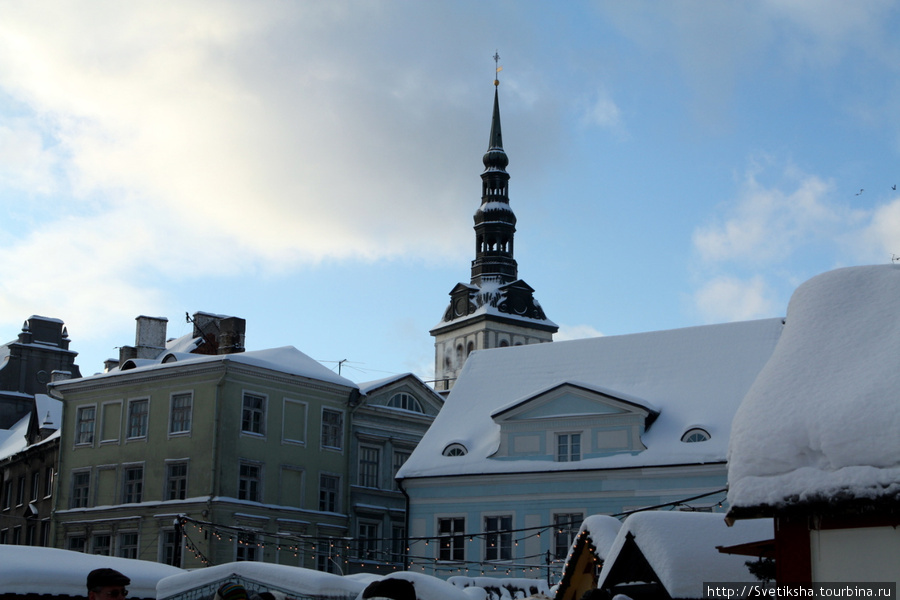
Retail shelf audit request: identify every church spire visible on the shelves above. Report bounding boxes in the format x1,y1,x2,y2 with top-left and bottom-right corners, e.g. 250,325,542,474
471,57,518,286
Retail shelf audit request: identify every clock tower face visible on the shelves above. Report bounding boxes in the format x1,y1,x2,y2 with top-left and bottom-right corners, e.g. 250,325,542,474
454,297,468,317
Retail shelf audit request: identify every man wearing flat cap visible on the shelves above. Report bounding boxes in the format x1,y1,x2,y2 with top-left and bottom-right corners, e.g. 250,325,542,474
87,568,130,600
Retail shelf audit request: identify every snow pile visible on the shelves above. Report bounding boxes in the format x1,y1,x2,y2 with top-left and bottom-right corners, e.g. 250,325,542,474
158,561,368,599
400,318,783,478
448,576,550,600
597,511,772,599
0,545,183,597
357,572,485,600
728,265,900,509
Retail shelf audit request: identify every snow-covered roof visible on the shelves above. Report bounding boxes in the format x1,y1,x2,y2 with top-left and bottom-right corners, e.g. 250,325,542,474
0,394,62,461
399,318,783,478
566,515,622,565
356,572,485,600
158,561,368,599
358,373,425,395
728,265,900,512
1,545,182,597
63,346,357,390
596,511,772,599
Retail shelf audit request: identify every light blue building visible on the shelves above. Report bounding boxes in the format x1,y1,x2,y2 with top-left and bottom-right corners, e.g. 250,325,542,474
398,316,783,581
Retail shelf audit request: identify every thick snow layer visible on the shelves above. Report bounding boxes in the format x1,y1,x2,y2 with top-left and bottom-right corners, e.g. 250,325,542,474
68,346,357,390
400,318,783,478
158,561,368,598
596,512,772,599
0,545,183,596
728,265,900,509
564,515,622,565
0,395,61,460
356,572,484,600
448,576,550,599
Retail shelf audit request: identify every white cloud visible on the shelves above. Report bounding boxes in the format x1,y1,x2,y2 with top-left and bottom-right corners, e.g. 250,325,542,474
692,163,839,266
581,89,622,131
693,275,779,323
555,323,604,341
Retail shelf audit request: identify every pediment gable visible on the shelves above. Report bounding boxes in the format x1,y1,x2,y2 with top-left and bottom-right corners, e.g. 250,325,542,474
492,382,656,424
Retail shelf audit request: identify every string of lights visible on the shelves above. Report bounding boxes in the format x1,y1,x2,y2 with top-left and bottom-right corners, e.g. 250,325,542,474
172,487,726,575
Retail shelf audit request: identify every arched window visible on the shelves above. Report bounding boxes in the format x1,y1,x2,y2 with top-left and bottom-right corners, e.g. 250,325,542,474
387,392,424,414
466,341,475,356
681,428,710,443
443,443,467,457
498,339,509,348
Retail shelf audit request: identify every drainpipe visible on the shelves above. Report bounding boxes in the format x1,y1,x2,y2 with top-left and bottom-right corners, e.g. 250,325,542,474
207,366,228,564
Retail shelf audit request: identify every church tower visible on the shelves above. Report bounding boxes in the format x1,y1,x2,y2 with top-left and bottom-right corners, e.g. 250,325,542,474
431,62,557,391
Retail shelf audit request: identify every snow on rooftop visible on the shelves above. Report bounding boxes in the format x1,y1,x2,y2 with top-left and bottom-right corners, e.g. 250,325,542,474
356,572,485,600
399,318,783,478
596,511,772,599
158,561,368,599
566,515,622,565
1,545,182,597
728,264,900,510
67,346,357,390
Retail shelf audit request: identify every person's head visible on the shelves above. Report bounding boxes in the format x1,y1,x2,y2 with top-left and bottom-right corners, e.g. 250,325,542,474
215,582,249,600
86,568,130,600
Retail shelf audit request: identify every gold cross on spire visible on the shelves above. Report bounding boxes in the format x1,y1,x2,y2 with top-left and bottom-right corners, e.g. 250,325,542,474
494,51,502,87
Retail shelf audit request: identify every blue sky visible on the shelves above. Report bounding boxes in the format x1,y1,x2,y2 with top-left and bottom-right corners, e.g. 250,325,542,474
2,1,900,382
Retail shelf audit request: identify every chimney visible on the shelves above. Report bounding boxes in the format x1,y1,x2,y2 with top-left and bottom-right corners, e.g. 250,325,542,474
190,312,246,355
135,316,168,359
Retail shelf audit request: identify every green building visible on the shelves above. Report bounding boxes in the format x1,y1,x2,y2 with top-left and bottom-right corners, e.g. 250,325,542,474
50,314,363,569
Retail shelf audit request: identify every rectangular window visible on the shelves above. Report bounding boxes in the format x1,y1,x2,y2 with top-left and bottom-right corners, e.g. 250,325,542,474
91,534,111,555
242,392,266,435
71,470,91,507
169,393,192,434
122,466,143,504
239,462,261,502
356,522,379,560
359,446,380,488
319,474,339,513
236,532,258,561
128,399,149,439
484,515,512,561
68,535,86,552
26,524,36,546
30,472,40,501
554,513,583,559
16,475,25,506
160,529,178,566
391,524,407,564
166,463,188,500
76,406,95,445
44,467,54,498
556,433,582,462
0,529,7,544
2,479,11,509
100,402,121,442
438,517,465,562
12,526,21,545
40,520,50,546
118,532,139,558
321,409,343,450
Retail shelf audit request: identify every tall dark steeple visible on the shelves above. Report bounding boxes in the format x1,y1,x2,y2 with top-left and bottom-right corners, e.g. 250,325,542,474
431,56,557,392
471,79,518,285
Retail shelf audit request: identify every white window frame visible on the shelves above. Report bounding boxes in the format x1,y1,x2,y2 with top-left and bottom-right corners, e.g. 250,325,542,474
318,473,340,513
122,464,144,504
127,397,150,440
556,432,582,462
358,445,381,489
484,514,513,562
437,516,466,562
75,405,96,446
241,391,267,436
238,461,262,503
321,408,344,451
70,469,91,509
169,392,193,435
165,461,189,501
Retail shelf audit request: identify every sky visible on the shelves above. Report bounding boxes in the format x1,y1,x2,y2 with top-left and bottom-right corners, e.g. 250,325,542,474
2,1,900,383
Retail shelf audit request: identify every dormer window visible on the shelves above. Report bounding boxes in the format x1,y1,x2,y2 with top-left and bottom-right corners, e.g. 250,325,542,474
681,428,710,443
388,392,424,414
556,433,582,462
443,443,467,457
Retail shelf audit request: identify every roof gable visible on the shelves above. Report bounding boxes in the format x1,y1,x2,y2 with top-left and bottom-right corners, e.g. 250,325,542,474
493,382,656,422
